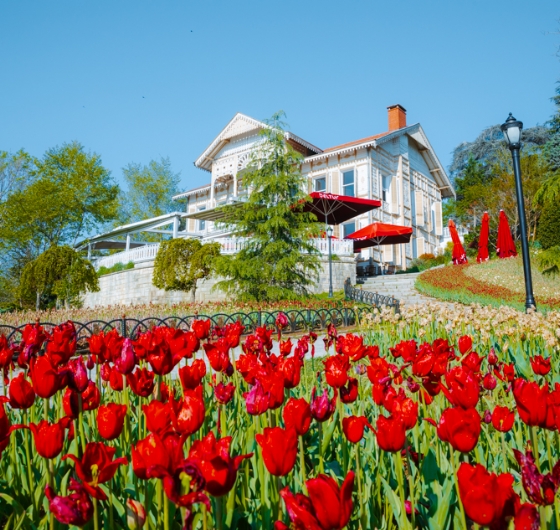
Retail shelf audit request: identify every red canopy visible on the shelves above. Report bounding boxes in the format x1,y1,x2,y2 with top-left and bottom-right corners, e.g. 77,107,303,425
477,212,490,263
496,210,517,259
301,192,381,225
345,222,413,253
449,219,467,265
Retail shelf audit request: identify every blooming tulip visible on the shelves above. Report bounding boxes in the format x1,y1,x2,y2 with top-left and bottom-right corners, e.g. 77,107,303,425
530,355,551,376
147,344,173,376
164,327,199,364
97,403,127,440
132,433,172,480
492,407,515,432
256,426,298,476
513,446,560,506
18,418,72,459
324,354,350,388
214,382,235,404
442,366,480,409
283,397,312,436
45,478,93,526
340,377,358,404
8,372,35,409
191,319,211,340
310,388,336,422
435,407,481,453
390,395,418,430
142,400,172,436
179,359,206,390
204,339,231,373
513,379,548,428
279,356,302,389
336,334,367,362
342,415,371,443
457,335,472,355
514,503,540,529
127,367,155,397
63,382,101,418
29,355,61,399
375,414,406,452
170,386,205,436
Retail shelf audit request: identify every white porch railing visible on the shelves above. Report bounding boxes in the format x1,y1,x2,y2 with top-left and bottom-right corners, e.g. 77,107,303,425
93,237,354,270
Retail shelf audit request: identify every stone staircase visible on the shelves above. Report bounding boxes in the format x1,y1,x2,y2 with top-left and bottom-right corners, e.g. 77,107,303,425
359,272,433,306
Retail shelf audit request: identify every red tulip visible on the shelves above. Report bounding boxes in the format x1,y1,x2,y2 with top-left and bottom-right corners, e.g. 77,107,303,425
513,446,560,506
63,382,101,418
214,382,235,405
435,407,481,453
114,338,136,374
147,344,173,376
132,433,173,480
18,417,72,459
204,339,231,373
279,356,302,389
20,323,48,362
222,321,244,348
342,415,372,443
179,359,207,390
63,442,128,500
127,367,155,397
188,431,252,497
442,366,480,409
97,403,127,440
164,327,199,363
45,321,76,367
488,348,499,365
483,372,497,390
67,356,89,393
461,352,484,373
310,388,336,422
256,426,298,476
336,334,367,362
513,379,548,427
457,463,517,527
0,398,13,455
340,377,358,404
279,339,292,357
367,357,390,384
29,355,62,399
283,397,312,436
530,355,551,376
514,502,540,529
458,335,472,355
390,395,418,430
502,363,516,382
45,478,93,526
244,380,269,415
8,372,35,409
143,399,172,436
109,366,124,391
375,414,406,452
170,386,205,436
390,339,417,362
492,407,515,432
324,354,350,388
191,319,211,340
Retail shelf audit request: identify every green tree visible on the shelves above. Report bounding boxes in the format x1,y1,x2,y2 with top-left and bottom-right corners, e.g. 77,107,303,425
214,112,321,302
153,238,221,302
537,201,560,250
0,149,35,203
118,157,181,225
19,245,99,310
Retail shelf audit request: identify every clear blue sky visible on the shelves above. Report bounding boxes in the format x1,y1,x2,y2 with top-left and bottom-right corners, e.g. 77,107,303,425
1,1,558,193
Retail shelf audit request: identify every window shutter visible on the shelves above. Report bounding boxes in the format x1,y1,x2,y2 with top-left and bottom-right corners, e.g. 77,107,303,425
417,237,425,257
391,176,398,214
434,202,443,236
188,219,195,232
415,191,424,226
383,244,393,263
331,170,339,195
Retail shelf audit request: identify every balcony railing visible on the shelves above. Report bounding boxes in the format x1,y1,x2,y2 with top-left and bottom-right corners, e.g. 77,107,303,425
93,237,354,270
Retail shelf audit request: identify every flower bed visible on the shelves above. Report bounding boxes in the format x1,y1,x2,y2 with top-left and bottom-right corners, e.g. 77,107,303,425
0,304,559,528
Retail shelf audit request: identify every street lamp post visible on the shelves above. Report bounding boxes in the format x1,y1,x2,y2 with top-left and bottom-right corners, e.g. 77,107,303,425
501,113,536,311
327,225,334,297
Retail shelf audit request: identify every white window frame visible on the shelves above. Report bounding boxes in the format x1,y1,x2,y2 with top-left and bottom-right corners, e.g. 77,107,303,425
313,175,326,192
342,169,355,197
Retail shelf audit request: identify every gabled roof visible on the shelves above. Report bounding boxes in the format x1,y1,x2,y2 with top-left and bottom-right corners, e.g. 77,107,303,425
194,112,322,172
304,124,455,199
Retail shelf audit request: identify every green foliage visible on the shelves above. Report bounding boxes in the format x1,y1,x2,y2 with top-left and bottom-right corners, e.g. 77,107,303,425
153,238,221,299
409,253,447,272
537,201,560,250
118,157,181,225
536,246,560,277
19,246,99,309
97,261,135,276
0,149,35,203
214,112,321,302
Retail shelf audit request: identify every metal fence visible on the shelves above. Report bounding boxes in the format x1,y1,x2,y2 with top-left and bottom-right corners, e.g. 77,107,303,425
344,278,400,312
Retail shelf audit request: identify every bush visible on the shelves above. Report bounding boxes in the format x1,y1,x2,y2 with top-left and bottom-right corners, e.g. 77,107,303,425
537,202,560,250
97,261,134,276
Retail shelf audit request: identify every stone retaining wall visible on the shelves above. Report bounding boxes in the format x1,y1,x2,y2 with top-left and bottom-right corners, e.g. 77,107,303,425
82,258,356,308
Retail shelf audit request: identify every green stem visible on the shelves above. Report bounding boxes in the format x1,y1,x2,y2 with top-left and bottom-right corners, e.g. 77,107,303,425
93,497,99,530
298,436,307,494
355,444,366,529
216,495,223,530
156,479,163,528
394,451,410,530
163,489,169,530
450,447,467,530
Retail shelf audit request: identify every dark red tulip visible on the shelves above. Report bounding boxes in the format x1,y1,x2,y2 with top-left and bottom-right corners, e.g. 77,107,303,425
458,335,472,355
29,355,62,399
191,319,211,340
324,354,350,388
375,414,406,452
142,399,172,436
188,431,252,497
86,355,95,370
256,426,298,476
530,355,551,376
457,463,517,527
45,478,93,526
0,398,13,455
244,380,269,415
436,407,481,453
214,382,235,405
442,366,479,409
283,397,312,436
170,386,205,436
179,359,207,390
115,338,136,374
488,348,499,365
340,377,358,404
342,415,372,443
483,372,497,391
514,502,540,529
127,367,155,397
97,403,127,440
63,442,128,500
513,379,548,427
67,356,89,393
18,417,72,459
310,387,336,423
492,407,515,432
8,372,35,409
62,382,101,418
45,321,77,367
513,446,560,506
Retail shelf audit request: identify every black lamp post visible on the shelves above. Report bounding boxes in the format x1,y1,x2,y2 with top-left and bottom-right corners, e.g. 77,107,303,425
327,225,334,297
500,113,536,311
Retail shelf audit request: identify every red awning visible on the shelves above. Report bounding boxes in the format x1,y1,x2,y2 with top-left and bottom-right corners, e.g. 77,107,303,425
345,222,413,252
301,192,381,225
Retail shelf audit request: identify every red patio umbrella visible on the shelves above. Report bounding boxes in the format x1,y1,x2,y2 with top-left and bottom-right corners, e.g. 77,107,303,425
477,212,490,263
300,192,381,225
449,219,468,265
496,210,517,259
345,222,413,253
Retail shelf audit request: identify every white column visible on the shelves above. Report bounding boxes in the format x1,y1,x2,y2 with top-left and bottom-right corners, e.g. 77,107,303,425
210,184,215,208
173,216,179,239
125,234,131,251
87,243,91,260
233,171,238,197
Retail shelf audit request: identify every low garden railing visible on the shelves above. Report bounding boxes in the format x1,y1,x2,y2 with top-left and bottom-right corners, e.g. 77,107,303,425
344,277,400,312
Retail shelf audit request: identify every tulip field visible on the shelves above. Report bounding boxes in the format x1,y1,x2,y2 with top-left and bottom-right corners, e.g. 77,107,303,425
1,302,560,529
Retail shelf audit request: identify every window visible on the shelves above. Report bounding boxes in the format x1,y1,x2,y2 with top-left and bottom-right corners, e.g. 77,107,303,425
342,170,354,197
382,175,391,202
198,206,206,231
314,176,326,192
343,222,356,238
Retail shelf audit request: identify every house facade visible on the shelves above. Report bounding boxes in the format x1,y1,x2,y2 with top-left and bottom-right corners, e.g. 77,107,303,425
173,105,454,271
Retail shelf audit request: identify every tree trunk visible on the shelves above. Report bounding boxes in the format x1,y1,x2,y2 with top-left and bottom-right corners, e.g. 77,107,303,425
35,291,41,311
191,284,196,303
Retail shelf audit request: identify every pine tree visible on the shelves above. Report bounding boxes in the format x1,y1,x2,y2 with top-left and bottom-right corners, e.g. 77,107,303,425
214,113,321,302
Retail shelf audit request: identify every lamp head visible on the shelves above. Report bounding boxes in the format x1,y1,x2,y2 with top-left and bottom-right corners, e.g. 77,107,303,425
326,226,333,236
500,113,523,149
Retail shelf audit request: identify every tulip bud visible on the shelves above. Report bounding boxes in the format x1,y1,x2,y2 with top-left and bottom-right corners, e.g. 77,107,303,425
458,335,472,355
482,373,497,391
116,339,136,375
100,363,111,382
68,357,89,393
86,356,95,370
483,410,492,424
406,377,420,393
126,499,146,529
488,348,498,366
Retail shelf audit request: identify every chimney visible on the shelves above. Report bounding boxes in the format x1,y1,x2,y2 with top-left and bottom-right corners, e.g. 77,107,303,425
387,104,407,131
